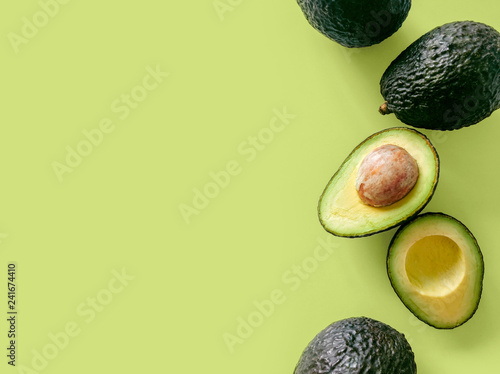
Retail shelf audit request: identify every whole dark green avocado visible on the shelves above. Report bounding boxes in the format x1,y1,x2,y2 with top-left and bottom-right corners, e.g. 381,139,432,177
294,317,417,374
297,0,411,48
380,21,500,130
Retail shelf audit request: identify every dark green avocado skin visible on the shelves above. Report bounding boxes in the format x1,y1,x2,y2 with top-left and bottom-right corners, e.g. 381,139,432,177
294,317,417,374
297,0,411,48
380,21,500,130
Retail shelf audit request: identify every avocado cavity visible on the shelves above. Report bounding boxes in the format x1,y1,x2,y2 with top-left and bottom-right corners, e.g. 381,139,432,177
405,235,466,297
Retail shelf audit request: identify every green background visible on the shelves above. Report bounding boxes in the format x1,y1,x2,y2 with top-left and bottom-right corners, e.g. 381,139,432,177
1,0,499,373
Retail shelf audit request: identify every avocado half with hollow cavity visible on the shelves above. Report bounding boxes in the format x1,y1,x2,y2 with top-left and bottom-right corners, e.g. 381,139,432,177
387,213,484,329
294,317,417,374
380,21,500,130
318,127,439,237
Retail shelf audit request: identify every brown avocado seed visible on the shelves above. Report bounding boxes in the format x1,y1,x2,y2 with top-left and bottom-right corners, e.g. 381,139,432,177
356,144,419,207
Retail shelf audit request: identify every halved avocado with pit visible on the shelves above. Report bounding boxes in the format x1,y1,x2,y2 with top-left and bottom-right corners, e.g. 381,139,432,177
387,213,484,329
318,127,439,237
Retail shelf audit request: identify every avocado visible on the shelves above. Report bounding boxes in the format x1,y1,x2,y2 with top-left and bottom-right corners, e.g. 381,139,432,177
318,127,439,237
387,213,484,329
294,317,417,374
380,21,500,130
297,0,411,48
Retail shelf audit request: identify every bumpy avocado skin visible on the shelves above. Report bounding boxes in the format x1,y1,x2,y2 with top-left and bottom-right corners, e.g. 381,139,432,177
294,317,417,374
297,0,411,48
380,21,500,130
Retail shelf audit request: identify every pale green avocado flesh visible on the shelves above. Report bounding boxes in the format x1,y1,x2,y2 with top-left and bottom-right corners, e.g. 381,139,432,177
387,213,484,329
318,127,439,237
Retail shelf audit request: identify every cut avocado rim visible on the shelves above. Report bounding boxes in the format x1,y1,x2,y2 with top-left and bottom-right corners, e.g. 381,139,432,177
318,127,440,238
387,212,484,329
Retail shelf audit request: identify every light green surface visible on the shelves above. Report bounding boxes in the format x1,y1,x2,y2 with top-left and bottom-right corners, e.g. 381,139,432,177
0,1,499,373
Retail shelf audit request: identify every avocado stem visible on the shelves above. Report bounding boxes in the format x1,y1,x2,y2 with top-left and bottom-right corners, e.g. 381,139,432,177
379,101,392,115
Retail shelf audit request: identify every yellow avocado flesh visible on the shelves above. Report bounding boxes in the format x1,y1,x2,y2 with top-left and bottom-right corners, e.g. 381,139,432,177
318,128,438,237
388,214,483,329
